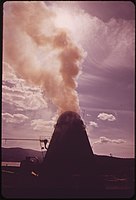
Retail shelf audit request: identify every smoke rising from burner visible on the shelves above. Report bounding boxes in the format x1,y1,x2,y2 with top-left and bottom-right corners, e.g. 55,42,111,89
3,1,85,114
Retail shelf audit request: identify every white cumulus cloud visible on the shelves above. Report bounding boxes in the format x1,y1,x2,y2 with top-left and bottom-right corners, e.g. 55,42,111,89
2,112,29,124
97,112,116,121
93,136,126,145
2,62,48,111
31,119,55,133
89,121,98,128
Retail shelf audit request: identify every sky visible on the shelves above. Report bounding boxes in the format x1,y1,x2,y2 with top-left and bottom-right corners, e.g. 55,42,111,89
2,1,135,158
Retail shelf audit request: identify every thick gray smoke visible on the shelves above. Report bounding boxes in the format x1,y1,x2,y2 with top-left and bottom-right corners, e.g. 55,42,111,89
3,1,85,114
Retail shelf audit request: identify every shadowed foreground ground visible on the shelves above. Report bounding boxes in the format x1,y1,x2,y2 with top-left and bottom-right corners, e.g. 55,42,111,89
2,157,135,199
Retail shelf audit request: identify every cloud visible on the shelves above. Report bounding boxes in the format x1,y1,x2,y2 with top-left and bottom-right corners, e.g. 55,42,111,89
97,112,116,121
4,2,134,114
93,136,126,145
31,119,55,133
2,62,18,83
3,1,86,114
89,121,98,128
2,84,48,111
85,18,135,69
2,63,48,111
51,3,134,69
86,113,91,117
2,112,29,124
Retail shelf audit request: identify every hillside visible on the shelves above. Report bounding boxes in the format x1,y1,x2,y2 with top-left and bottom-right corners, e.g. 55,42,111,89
1,147,46,162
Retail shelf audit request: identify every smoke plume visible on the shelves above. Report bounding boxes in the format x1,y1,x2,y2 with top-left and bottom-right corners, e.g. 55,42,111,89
3,1,85,114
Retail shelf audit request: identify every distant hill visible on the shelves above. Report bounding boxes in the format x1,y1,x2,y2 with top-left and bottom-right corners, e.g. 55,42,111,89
1,147,46,162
